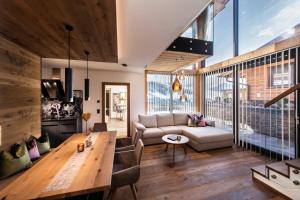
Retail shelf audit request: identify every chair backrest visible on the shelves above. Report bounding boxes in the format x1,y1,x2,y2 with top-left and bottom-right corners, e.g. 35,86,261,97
93,123,107,132
134,139,144,165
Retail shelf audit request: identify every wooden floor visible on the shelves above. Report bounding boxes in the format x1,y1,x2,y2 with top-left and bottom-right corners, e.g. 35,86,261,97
112,144,286,200
106,118,127,138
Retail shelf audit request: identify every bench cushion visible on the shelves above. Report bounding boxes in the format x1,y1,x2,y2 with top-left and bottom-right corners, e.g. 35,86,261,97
0,145,32,179
143,128,164,139
183,127,233,143
156,113,174,127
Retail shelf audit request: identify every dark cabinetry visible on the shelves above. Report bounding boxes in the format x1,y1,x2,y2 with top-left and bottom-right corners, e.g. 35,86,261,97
42,118,81,135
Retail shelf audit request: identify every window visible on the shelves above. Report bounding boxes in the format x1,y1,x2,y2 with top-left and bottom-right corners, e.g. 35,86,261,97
172,75,196,113
238,50,296,159
206,0,233,66
147,73,171,114
147,73,196,114
239,0,300,55
269,64,294,87
203,68,233,130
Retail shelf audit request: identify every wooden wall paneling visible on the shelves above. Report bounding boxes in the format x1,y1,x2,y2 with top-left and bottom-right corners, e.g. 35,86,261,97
0,0,117,62
0,36,41,150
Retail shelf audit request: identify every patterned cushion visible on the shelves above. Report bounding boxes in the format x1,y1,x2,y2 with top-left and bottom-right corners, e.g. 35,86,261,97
26,136,40,160
156,113,174,127
138,115,157,128
188,113,205,127
37,133,51,155
0,144,32,179
198,117,206,127
173,113,189,125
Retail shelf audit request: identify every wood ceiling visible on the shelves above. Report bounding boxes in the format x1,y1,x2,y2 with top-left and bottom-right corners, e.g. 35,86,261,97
147,51,208,72
0,0,117,62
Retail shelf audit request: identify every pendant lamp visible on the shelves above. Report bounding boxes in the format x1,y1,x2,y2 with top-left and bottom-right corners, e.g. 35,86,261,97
172,74,182,92
180,89,188,102
84,50,90,101
179,70,185,81
65,24,73,102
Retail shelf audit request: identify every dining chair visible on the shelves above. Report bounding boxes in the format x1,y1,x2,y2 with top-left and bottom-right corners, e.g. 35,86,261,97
91,122,107,132
115,129,141,152
109,139,144,200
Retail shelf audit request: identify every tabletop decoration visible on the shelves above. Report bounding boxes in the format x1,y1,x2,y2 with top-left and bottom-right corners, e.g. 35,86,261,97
82,112,91,133
77,143,85,152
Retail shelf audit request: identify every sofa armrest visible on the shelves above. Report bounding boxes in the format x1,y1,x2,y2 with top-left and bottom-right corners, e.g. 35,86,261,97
134,122,146,131
205,119,215,127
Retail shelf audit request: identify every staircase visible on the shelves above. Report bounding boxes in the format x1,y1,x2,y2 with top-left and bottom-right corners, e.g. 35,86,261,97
251,159,300,200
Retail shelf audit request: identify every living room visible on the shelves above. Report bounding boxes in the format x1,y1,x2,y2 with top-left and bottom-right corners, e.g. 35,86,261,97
0,0,299,200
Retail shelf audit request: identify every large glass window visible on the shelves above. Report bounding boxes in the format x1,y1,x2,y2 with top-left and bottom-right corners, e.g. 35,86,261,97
147,73,171,114
239,0,300,55
147,73,196,114
206,0,233,66
238,50,296,159
204,68,233,130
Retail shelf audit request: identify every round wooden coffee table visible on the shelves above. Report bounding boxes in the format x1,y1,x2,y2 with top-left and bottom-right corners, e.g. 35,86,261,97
162,134,189,162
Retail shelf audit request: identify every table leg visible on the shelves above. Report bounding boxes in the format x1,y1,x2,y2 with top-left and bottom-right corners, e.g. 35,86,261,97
165,143,169,151
184,144,187,155
173,144,175,162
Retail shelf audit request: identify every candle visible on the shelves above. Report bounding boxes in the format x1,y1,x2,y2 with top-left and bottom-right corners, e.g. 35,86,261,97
177,135,181,141
77,143,85,152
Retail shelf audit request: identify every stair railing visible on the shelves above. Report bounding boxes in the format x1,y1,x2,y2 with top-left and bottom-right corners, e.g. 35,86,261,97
264,83,300,108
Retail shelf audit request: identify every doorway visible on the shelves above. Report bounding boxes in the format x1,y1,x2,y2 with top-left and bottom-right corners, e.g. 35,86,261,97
102,82,130,138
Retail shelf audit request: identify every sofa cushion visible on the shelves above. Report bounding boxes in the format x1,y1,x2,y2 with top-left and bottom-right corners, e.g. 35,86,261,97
159,126,183,135
142,128,164,139
138,115,157,128
183,127,233,143
173,113,188,125
156,113,174,127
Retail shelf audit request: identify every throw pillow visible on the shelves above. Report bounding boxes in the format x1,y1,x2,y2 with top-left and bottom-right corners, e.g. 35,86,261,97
26,136,40,160
187,118,195,127
187,114,198,127
0,144,32,179
37,133,51,155
10,143,25,158
197,115,206,127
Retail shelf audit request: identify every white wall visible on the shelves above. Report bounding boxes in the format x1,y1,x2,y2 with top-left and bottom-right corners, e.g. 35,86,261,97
42,66,145,135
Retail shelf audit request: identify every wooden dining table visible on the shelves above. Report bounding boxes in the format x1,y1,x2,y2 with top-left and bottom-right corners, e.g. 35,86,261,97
0,131,116,200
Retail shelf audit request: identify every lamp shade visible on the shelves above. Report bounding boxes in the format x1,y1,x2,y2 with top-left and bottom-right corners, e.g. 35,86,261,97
65,67,73,102
180,90,188,102
172,75,182,92
84,78,90,101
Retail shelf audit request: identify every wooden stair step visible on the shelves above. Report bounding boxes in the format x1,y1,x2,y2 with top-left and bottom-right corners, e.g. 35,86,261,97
286,159,300,170
266,161,289,178
251,165,267,178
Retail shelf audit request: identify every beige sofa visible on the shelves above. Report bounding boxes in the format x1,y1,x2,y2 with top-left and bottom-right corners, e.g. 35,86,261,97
134,113,233,152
